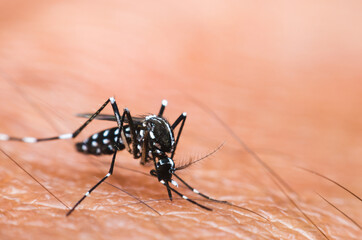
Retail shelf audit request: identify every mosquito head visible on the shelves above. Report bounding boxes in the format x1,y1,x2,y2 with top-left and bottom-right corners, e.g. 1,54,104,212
145,115,175,153
156,157,176,182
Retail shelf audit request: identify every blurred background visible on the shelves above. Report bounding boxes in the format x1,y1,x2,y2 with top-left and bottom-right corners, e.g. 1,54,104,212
0,1,361,239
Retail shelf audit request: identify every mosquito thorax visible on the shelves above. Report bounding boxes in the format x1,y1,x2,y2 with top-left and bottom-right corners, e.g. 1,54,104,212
143,115,175,153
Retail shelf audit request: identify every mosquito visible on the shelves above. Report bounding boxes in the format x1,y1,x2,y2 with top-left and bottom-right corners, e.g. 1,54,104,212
0,98,228,216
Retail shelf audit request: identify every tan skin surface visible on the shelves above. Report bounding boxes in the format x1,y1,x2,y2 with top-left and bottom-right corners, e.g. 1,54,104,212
0,1,361,239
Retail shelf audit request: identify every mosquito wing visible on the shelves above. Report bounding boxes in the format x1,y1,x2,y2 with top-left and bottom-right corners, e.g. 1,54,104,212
76,113,145,124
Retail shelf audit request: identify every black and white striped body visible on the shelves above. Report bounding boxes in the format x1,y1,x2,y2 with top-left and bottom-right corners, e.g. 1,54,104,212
76,127,128,155
76,115,175,165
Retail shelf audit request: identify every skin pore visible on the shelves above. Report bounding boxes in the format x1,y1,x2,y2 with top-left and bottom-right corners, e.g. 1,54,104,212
0,1,361,239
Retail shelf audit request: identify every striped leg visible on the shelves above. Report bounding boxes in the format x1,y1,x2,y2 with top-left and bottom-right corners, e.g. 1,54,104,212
173,173,227,204
161,181,212,211
158,99,168,117
0,97,123,143
173,173,269,220
66,150,118,216
150,169,173,201
150,170,211,210
123,109,139,158
170,112,187,159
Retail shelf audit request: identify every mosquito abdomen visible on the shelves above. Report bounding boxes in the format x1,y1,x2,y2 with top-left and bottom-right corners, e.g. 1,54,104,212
76,127,125,155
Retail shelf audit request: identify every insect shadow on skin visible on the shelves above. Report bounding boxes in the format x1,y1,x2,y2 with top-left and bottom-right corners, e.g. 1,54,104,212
0,95,267,220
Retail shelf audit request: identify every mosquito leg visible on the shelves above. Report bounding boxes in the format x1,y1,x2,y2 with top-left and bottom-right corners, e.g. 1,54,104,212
66,150,118,216
163,183,212,211
150,169,173,201
121,109,140,158
149,153,169,200
173,173,268,220
164,181,173,201
150,153,159,179
170,112,187,159
0,97,121,143
140,130,149,165
158,99,168,117
173,173,228,203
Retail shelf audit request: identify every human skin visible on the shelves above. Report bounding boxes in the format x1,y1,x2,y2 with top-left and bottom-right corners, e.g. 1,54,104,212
0,1,361,239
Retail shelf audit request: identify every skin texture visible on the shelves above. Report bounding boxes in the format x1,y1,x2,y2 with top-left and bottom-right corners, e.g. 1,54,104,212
0,1,361,239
